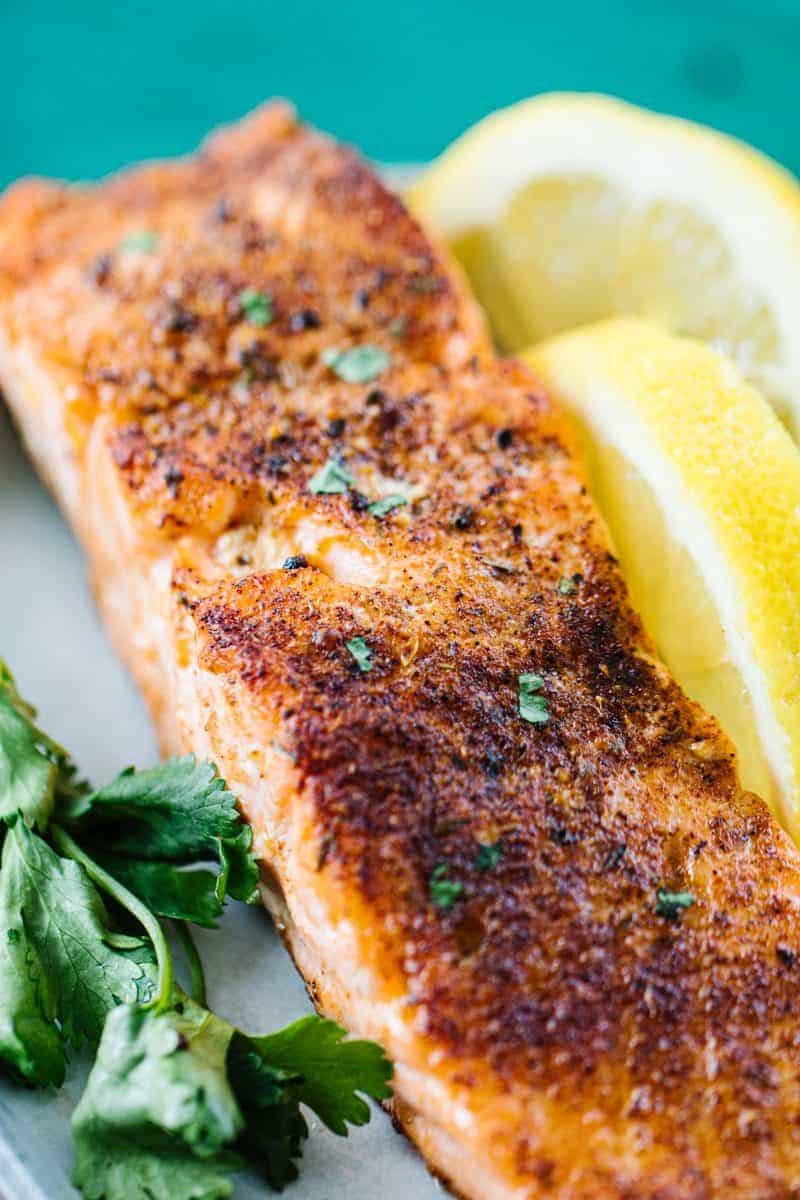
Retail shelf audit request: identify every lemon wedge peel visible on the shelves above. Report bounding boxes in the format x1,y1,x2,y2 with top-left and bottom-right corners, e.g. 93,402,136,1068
525,319,800,837
410,92,800,437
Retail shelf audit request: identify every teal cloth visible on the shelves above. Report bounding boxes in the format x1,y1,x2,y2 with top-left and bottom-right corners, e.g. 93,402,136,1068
1,0,797,187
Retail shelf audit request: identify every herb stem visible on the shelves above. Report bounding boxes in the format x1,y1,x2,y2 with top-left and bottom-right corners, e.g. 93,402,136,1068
173,920,207,1007
50,825,173,1012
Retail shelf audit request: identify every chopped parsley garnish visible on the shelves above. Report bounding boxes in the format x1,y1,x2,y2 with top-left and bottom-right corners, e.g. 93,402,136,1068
322,345,390,383
428,863,463,910
0,657,392,1194
557,576,577,595
309,457,356,495
518,673,549,725
345,637,373,673
238,287,273,327
655,888,695,920
119,230,159,253
475,840,504,872
367,494,407,519
388,316,407,339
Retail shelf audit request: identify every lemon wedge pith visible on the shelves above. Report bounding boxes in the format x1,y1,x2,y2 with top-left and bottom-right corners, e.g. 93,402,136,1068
409,93,800,438
525,319,800,837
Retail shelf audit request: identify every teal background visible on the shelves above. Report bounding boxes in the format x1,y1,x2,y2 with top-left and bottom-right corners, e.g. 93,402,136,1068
1,0,798,187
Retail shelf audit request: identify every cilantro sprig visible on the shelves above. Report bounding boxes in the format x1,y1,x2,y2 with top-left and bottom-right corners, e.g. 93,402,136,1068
0,659,392,1196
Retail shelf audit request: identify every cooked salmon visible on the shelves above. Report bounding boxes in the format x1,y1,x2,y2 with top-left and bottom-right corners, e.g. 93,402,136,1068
2,104,800,1199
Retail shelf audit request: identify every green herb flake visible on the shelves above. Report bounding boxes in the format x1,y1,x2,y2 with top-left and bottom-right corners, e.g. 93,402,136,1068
475,841,504,872
322,345,390,384
557,576,577,595
119,230,159,254
655,888,696,920
309,457,356,495
367,494,407,519
238,287,273,327
346,637,373,674
518,673,550,725
429,863,463,910
388,316,407,339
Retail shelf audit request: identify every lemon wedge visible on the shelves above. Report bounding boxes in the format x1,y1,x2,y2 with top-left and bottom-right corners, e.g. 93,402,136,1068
409,93,800,438
524,319,800,835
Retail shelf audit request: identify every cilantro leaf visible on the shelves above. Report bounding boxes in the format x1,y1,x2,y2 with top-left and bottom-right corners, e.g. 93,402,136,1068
216,825,258,905
0,660,85,831
72,1002,241,1200
367,494,407,519
72,1002,392,1199
60,756,259,914
227,1036,308,1190
242,1015,393,1136
308,457,355,495
345,637,373,674
3,820,150,1048
0,827,66,1085
518,672,550,725
428,863,463,910
91,855,224,929
322,345,390,383
238,288,273,328
0,683,56,831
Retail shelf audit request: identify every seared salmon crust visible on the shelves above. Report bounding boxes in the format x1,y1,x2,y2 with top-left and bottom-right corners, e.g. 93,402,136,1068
2,105,800,1199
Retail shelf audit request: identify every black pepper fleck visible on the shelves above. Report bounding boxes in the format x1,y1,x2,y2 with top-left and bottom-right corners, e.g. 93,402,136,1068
289,308,321,332
239,342,279,381
481,752,504,777
164,305,199,334
326,417,346,438
88,253,113,287
211,198,232,223
454,506,475,531
163,465,184,498
548,824,579,847
497,428,513,450
283,556,308,571
601,842,627,872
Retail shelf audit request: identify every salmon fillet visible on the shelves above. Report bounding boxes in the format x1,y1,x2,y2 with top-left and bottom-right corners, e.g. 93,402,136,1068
2,104,800,1200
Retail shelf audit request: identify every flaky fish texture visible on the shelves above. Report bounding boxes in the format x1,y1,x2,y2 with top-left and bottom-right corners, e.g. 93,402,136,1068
2,105,800,1199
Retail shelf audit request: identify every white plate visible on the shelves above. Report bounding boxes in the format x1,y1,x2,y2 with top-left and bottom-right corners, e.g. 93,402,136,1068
0,391,441,1199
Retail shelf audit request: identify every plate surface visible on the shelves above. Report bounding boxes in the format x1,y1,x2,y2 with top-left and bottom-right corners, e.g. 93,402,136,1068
0,395,441,1199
